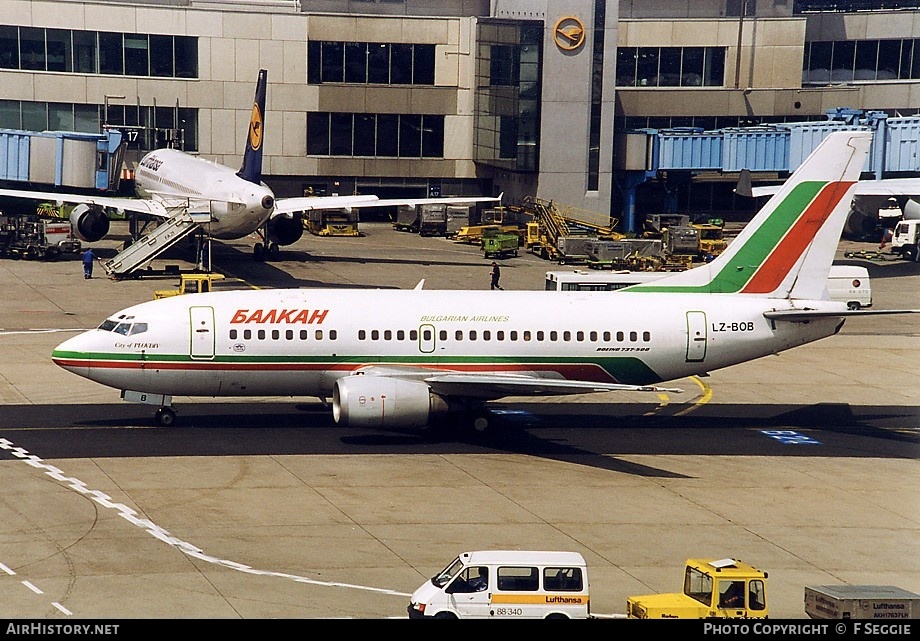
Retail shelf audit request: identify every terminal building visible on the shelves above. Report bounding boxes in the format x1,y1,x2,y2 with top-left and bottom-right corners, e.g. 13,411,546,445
1,0,919,229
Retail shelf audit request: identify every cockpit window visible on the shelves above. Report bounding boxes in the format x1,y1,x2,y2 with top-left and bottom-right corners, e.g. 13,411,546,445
128,323,148,335
98,319,118,332
114,323,132,335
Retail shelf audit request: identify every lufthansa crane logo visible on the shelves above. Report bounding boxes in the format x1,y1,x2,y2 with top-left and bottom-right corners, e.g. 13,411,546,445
248,104,263,151
554,16,586,51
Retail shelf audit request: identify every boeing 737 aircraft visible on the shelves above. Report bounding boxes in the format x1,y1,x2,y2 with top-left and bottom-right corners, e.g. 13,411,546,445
52,131,915,430
0,69,499,261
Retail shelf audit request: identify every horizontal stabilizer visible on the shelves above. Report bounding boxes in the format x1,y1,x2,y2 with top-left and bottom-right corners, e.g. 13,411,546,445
764,308,920,322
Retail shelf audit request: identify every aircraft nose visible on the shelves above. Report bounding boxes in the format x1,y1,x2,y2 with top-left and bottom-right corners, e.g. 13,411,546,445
51,332,93,374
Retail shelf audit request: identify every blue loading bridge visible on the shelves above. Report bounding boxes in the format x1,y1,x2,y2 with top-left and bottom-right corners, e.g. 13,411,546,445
616,109,920,233
0,128,125,192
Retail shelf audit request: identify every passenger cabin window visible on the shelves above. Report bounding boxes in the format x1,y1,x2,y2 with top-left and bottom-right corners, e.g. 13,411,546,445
301,330,310,340
257,330,266,340
358,330,366,340
543,567,583,592
315,330,323,340
497,566,539,592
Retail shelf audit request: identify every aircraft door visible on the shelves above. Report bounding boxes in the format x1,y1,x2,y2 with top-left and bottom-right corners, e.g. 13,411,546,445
685,311,707,362
189,306,216,359
418,323,436,353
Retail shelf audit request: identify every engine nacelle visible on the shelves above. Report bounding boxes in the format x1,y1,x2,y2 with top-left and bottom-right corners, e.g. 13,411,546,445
266,213,304,246
69,203,110,242
332,375,448,428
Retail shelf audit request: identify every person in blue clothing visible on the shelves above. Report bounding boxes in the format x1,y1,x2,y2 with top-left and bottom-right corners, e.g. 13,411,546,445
82,247,96,279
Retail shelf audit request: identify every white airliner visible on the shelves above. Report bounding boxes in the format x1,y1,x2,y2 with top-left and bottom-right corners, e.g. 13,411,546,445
0,69,499,260
51,131,916,430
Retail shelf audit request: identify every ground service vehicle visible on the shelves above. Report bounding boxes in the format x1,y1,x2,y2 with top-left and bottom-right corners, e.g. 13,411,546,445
0,214,81,260
890,219,920,261
627,558,769,619
154,273,225,299
408,551,590,619
419,203,448,236
804,585,920,619
481,229,520,259
825,265,872,309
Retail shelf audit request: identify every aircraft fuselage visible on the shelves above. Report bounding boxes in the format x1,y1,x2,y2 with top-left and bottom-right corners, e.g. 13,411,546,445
134,148,275,240
52,289,845,398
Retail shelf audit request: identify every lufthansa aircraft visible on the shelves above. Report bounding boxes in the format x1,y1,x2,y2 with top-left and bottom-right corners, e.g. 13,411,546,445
52,131,913,429
0,69,499,259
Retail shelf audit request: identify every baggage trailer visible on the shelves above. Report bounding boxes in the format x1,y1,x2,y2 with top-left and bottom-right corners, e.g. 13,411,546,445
418,203,448,237
804,585,920,620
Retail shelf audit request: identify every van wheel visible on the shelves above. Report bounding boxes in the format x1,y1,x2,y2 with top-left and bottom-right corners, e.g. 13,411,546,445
847,301,860,310
545,613,569,620
433,611,458,619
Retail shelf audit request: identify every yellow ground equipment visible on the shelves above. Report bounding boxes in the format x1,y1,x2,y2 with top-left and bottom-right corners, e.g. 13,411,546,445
154,273,225,299
304,209,361,236
627,558,769,619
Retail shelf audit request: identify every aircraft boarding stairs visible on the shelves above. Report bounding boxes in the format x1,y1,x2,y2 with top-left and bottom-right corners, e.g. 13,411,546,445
102,210,210,278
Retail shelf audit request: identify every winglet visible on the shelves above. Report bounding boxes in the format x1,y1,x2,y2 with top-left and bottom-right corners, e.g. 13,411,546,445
414,279,425,290
237,69,267,185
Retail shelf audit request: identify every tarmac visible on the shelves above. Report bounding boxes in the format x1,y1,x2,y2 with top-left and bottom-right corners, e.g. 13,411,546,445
0,220,917,620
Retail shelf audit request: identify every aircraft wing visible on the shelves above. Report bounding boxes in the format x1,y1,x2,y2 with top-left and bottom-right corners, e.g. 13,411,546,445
273,193,502,216
353,365,681,400
0,187,169,217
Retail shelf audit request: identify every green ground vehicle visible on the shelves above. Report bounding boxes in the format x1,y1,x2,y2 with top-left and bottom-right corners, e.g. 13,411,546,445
481,231,519,259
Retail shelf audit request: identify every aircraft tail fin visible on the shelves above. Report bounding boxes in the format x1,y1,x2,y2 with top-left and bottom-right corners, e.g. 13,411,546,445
237,68,267,185
626,130,871,299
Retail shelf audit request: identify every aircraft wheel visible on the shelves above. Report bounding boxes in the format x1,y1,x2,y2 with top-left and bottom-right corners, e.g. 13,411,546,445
472,414,489,433
253,242,265,261
155,407,177,427
268,243,280,259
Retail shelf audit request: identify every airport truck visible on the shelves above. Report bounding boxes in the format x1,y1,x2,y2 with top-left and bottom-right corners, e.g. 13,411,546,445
0,214,81,260
890,219,920,261
627,558,769,619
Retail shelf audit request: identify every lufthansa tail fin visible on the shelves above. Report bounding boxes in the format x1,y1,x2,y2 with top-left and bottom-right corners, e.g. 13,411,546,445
625,131,871,299
237,68,268,185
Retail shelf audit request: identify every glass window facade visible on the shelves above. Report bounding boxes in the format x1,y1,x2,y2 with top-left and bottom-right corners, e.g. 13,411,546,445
308,40,435,85
803,38,920,83
0,25,197,78
616,47,725,87
307,112,444,158
475,20,542,172
0,99,198,152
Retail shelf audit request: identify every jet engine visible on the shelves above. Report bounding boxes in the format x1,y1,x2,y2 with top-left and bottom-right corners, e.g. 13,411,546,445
266,212,304,246
69,203,110,242
332,375,449,428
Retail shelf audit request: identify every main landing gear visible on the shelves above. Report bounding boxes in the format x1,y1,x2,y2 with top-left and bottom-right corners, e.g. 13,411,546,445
253,241,280,261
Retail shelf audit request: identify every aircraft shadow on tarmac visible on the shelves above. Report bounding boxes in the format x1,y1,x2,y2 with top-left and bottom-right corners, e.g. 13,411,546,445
1,401,916,478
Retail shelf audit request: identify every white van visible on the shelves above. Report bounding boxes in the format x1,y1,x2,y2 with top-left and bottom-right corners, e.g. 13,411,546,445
827,265,872,310
408,550,590,619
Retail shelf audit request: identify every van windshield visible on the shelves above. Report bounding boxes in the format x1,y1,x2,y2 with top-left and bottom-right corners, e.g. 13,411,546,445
432,557,465,588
